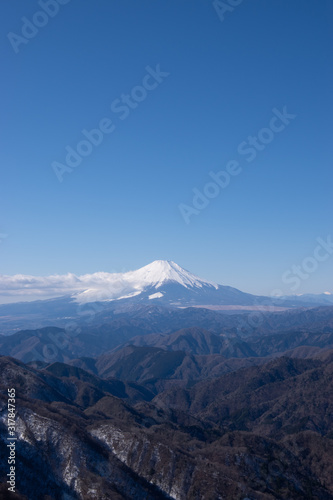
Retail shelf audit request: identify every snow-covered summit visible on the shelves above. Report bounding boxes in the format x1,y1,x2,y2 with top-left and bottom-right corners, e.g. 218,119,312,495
72,260,218,303
123,260,218,290
1,261,331,308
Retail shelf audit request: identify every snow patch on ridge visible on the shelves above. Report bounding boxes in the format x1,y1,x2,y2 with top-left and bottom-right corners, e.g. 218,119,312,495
116,291,142,301
148,292,164,300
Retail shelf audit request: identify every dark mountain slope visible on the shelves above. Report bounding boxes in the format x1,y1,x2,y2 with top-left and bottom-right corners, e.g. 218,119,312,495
124,325,333,360
93,344,270,394
154,355,333,438
126,326,257,356
44,361,155,404
1,355,333,499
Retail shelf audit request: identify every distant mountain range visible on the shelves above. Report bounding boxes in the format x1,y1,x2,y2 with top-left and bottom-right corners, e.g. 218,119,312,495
0,260,331,334
281,292,333,305
1,305,333,365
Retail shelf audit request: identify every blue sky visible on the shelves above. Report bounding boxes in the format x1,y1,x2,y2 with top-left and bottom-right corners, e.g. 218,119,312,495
1,0,332,296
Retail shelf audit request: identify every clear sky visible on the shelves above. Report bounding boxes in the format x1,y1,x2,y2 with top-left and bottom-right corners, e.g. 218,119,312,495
1,0,332,297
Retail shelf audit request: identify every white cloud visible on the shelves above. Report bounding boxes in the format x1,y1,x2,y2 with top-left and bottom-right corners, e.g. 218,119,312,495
0,271,136,303
0,261,217,304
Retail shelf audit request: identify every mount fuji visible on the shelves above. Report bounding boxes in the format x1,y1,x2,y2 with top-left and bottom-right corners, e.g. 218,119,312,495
0,260,329,334
0,260,324,309
71,260,263,306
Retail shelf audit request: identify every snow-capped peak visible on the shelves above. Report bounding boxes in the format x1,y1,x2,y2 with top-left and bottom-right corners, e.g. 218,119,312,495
123,260,218,290
0,260,219,304
69,260,218,302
